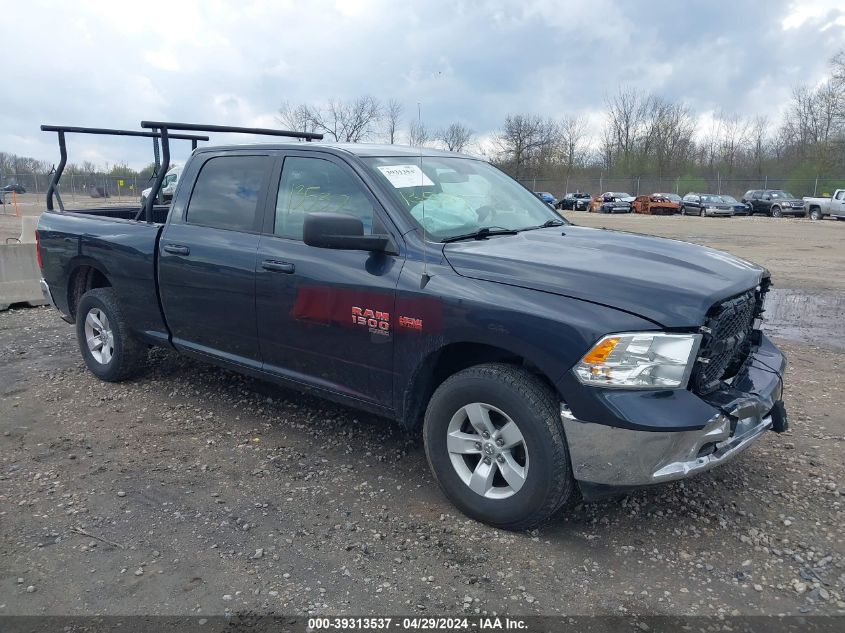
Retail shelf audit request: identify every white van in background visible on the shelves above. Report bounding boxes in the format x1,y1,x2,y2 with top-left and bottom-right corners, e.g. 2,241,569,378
140,165,182,206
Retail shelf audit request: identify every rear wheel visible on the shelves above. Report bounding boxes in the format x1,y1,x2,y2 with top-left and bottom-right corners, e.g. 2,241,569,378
809,208,822,221
76,288,147,382
423,363,574,530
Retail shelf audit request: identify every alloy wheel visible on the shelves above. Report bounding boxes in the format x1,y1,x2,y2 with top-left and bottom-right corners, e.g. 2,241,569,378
84,308,114,364
446,402,529,499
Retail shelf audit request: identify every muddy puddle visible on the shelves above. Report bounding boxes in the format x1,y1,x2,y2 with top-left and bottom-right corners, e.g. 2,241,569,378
762,288,845,349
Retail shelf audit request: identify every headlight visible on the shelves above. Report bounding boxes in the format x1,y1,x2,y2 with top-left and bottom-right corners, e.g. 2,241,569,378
574,332,701,389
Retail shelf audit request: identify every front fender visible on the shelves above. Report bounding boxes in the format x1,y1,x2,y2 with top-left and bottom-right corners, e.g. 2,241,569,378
393,259,657,424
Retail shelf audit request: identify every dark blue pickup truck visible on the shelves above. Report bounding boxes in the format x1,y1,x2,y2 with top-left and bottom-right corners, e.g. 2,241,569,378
36,122,788,529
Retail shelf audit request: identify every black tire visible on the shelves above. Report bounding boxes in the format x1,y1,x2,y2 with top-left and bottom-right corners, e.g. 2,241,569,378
680,205,686,216
771,206,783,218
75,288,147,382
423,363,574,530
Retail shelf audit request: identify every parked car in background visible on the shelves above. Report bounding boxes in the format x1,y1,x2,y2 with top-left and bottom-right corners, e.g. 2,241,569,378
741,190,805,218
2,183,26,194
589,192,632,213
631,194,680,215
803,189,845,221
680,193,734,217
534,191,556,206
141,166,182,207
556,192,592,211
719,195,750,216
653,192,682,207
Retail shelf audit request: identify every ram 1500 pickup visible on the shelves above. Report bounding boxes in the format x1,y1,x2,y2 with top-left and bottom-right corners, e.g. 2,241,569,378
36,121,789,529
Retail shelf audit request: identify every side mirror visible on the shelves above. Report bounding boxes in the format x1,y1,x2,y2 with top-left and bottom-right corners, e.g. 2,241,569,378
303,212,391,253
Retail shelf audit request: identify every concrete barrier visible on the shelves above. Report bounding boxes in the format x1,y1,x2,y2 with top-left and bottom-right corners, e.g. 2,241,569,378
17,216,39,244
0,243,45,310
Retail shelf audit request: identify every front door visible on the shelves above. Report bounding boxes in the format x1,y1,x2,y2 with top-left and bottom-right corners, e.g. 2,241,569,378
832,190,845,216
255,152,403,407
158,152,273,367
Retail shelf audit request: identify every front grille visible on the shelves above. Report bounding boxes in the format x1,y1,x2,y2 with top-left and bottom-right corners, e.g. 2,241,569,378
691,283,767,394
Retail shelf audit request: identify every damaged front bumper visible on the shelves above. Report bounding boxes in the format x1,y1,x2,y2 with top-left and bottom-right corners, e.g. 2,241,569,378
562,334,787,499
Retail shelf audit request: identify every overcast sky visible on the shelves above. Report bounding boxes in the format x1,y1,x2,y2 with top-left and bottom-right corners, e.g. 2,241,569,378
3,0,844,169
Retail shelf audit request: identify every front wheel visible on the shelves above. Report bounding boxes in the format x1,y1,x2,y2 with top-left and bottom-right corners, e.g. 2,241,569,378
76,288,147,382
423,363,575,530
771,206,783,218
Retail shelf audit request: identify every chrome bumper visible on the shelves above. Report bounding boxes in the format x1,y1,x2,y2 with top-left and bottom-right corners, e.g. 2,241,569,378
40,278,57,310
561,405,773,488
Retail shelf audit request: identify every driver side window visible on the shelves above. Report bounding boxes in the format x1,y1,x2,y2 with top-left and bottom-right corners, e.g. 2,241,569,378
274,157,374,240
835,191,844,201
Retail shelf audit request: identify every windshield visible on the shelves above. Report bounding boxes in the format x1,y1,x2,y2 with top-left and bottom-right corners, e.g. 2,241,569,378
720,195,739,204
770,190,795,198
363,157,566,241
701,194,723,204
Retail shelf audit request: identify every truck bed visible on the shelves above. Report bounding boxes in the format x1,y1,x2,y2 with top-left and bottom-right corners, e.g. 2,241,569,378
37,208,170,345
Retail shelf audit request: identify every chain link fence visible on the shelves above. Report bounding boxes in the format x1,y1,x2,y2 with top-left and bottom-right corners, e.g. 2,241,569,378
0,172,148,201
519,176,845,200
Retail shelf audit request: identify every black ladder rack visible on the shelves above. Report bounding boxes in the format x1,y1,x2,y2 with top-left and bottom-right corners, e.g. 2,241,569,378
40,125,209,212
138,121,323,222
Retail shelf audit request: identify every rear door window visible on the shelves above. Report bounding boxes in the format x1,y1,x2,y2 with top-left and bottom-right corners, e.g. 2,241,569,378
186,156,269,232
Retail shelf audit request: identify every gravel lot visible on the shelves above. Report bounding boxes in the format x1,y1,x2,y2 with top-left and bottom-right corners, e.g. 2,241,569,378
1,211,843,617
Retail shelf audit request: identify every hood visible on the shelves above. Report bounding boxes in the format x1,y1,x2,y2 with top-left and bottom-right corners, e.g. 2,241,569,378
442,226,765,327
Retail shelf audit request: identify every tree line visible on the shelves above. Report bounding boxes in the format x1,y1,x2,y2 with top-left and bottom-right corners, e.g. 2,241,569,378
3,48,842,196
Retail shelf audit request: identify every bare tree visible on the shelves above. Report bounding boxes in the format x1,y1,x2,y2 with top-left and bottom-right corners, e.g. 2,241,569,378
645,99,696,176
384,99,403,144
437,122,475,152
748,115,770,177
717,112,750,175
780,83,842,165
603,87,650,173
831,48,845,88
278,101,317,134
559,115,588,172
278,96,383,142
408,119,430,147
493,114,559,180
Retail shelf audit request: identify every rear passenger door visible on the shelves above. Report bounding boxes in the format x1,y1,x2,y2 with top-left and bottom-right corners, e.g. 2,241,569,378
254,151,403,407
158,152,273,368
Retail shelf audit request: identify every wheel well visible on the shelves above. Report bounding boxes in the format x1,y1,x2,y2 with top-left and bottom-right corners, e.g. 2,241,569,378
68,265,111,319
400,342,556,433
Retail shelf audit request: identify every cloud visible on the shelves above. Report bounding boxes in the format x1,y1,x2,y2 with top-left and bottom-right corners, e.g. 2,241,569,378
1,0,843,169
